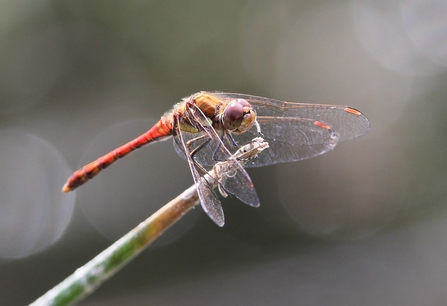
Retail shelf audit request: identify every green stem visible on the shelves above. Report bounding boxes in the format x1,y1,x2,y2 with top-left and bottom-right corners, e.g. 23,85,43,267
30,137,268,306
30,184,199,306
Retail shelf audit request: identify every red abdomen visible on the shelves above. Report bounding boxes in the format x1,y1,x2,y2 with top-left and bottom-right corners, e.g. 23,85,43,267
62,117,173,192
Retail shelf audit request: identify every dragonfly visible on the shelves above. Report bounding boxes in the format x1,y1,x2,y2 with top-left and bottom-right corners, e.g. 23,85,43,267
63,91,370,226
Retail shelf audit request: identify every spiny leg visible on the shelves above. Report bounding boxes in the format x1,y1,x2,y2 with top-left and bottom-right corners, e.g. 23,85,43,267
183,96,235,197
210,132,240,162
187,134,211,161
185,133,218,180
187,133,235,198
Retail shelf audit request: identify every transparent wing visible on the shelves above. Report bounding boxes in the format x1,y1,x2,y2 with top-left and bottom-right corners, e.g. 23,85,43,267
234,117,340,167
173,99,260,226
215,92,371,142
173,116,225,226
190,92,370,168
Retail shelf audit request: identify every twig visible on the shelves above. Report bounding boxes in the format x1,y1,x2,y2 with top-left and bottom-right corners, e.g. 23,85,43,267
30,138,268,306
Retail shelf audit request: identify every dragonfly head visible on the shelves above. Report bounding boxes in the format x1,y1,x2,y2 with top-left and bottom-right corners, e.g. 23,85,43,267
222,99,257,134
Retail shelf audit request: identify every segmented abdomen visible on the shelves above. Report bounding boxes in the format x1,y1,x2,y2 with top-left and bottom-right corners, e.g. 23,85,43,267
62,116,173,192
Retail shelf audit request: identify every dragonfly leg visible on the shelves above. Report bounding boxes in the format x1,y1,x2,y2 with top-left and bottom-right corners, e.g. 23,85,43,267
212,142,223,162
187,134,211,160
208,132,241,162
225,133,238,147
173,112,212,178
211,133,237,162
186,134,214,177
186,133,232,197
254,120,264,137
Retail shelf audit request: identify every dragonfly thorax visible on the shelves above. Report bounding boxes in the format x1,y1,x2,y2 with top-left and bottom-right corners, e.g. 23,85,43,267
221,99,257,134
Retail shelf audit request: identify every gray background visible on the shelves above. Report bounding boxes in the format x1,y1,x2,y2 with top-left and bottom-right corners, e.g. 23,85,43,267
1,0,447,305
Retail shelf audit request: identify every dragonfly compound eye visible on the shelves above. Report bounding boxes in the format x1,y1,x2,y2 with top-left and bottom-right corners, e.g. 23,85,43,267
223,100,245,131
223,99,256,134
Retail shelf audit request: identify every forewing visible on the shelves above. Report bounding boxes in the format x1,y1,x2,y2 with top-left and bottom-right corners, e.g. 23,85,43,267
197,92,370,167
214,92,371,142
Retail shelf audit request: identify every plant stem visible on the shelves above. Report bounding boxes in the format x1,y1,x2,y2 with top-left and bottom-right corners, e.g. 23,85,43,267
30,137,268,306
30,184,199,306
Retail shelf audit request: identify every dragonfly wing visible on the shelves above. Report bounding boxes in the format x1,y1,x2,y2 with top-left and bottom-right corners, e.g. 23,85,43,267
214,159,260,207
213,92,371,142
230,116,339,167
174,100,260,209
173,117,225,226
197,177,225,227
173,131,260,206
180,116,340,168
201,92,369,167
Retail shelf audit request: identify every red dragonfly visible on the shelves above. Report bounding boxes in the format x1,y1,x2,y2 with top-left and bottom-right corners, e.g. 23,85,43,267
63,92,370,226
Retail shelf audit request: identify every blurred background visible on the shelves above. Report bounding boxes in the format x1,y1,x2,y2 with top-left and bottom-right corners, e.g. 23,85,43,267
1,0,447,305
